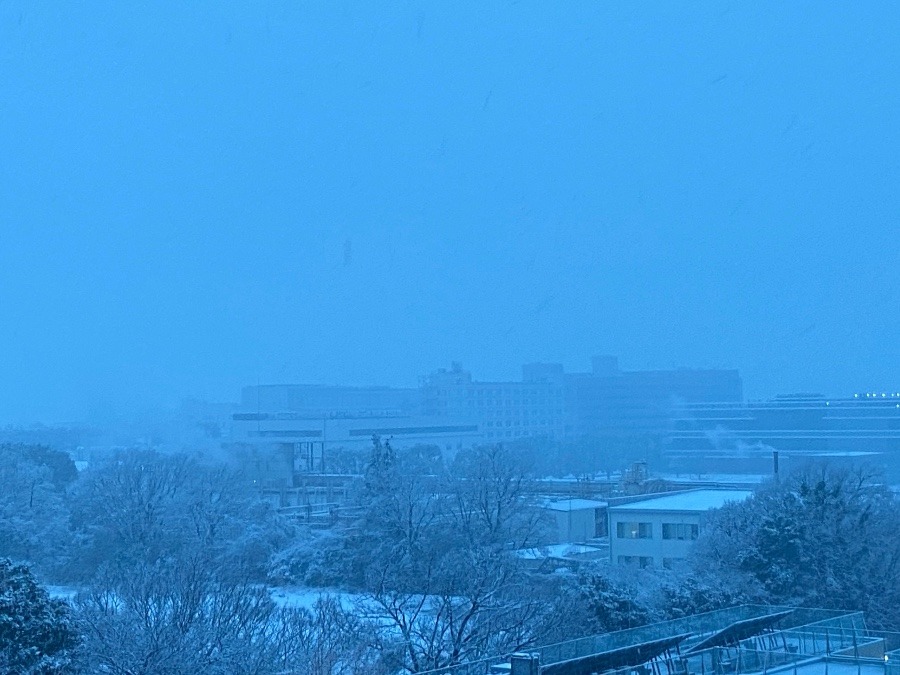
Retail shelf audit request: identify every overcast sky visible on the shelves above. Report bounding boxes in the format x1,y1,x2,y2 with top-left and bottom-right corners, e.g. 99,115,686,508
1,2,899,423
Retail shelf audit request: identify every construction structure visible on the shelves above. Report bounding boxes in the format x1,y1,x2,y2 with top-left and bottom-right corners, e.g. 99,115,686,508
416,604,900,675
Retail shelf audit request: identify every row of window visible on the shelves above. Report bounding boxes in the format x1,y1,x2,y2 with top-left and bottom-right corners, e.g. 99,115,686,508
464,398,559,406
434,388,564,399
446,404,565,416
617,556,686,569
485,419,555,427
616,522,653,539
662,523,699,541
485,431,558,439
615,522,700,540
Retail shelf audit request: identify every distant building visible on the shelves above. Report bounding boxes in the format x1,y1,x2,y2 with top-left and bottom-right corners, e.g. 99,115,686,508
608,489,752,568
421,362,567,441
668,392,900,478
241,384,419,418
566,356,744,437
232,383,483,486
230,409,482,487
421,357,743,442
233,356,747,481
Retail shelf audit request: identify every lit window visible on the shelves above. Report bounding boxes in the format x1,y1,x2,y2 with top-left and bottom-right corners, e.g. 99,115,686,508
616,522,652,539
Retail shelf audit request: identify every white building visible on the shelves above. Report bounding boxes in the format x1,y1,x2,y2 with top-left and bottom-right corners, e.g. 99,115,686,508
607,489,752,568
543,499,608,543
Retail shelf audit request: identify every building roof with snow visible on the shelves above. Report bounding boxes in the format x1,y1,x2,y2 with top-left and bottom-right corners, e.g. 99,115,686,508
608,489,752,514
543,498,608,511
515,543,608,560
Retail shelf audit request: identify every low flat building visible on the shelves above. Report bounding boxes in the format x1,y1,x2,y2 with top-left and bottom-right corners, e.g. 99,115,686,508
230,412,483,487
542,498,608,543
608,488,752,568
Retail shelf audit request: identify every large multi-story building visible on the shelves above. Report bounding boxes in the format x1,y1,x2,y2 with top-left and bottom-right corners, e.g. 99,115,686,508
421,357,743,442
420,362,568,441
668,392,900,478
231,357,747,484
564,356,743,437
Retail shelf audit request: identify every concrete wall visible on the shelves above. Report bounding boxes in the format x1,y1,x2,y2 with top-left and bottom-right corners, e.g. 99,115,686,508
608,509,701,567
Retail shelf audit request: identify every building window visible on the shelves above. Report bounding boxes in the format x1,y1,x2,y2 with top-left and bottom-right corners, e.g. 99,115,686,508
662,523,699,541
618,556,653,568
594,509,607,538
662,558,685,570
616,522,652,539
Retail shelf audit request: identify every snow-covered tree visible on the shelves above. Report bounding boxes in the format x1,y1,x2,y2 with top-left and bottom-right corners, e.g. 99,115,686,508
0,445,76,576
347,442,558,672
695,465,900,629
68,449,289,582
0,558,80,674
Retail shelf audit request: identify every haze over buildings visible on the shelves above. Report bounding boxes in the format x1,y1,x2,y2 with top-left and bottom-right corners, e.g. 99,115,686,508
2,2,900,424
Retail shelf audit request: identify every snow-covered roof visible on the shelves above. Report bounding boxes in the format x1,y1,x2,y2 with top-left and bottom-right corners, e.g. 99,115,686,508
543,498,608,511
656,473,767,484
608,489,752,513
515,544,607,560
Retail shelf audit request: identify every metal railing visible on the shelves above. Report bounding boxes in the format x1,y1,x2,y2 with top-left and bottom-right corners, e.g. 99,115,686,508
414,607,889,675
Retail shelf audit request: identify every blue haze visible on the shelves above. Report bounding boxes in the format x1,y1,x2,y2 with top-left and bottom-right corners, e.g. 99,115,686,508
1,2,898,423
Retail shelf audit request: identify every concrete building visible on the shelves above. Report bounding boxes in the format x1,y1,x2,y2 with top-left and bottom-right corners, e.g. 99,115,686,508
421,357,743,443
229,408,483,488
421,362,567,441
236,358,744,458
608,489,752,568
668,392,900,479
566,356,743,437
543,498,608,543
232,382,484,487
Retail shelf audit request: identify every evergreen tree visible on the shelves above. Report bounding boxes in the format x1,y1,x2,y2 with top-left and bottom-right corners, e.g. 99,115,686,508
0,558,80,674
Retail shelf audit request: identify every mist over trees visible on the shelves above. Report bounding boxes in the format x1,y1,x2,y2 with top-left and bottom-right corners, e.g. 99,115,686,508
2,439,900,673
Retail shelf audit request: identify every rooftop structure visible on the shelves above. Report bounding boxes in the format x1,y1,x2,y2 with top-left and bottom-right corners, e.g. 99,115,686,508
514,543,609,571
543,498,609,512
416,604,900,675
609,489,753,513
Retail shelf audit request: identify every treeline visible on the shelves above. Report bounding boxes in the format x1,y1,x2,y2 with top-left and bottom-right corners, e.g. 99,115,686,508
1,441,899,674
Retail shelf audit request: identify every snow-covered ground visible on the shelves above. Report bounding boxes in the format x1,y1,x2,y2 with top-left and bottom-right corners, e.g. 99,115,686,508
47,583,364,613
269,586,363,611
46,585,79,601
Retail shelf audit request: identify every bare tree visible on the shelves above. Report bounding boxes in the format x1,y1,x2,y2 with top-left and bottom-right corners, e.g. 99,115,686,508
352,443,557,672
